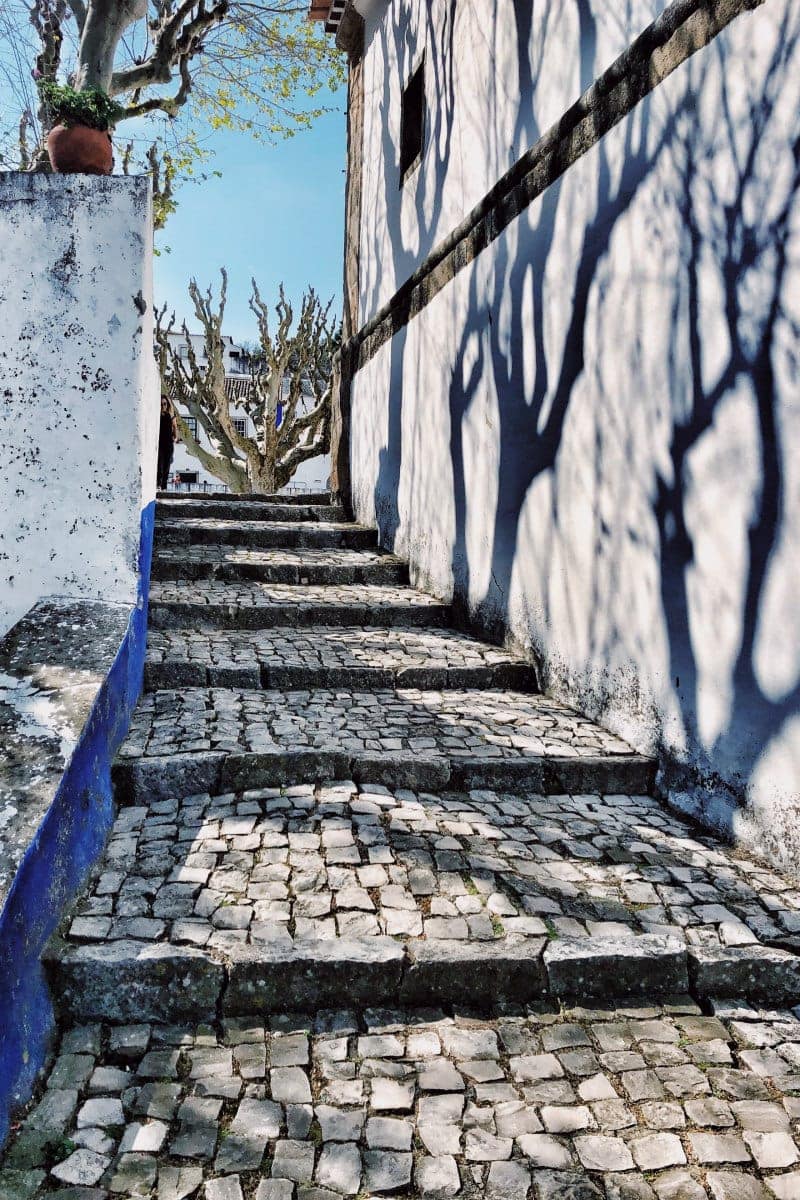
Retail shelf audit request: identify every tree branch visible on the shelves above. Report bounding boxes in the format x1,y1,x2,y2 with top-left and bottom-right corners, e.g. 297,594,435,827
110,0,228,96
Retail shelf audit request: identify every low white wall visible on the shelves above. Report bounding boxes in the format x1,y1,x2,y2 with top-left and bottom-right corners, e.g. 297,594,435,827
351,0,800,869
0,174,159,635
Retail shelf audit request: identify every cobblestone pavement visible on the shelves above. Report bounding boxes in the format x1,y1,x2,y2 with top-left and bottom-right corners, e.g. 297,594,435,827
151,546,408,586
143,626,537,691
149,581,450,629
8,494,800,1198
118,690,636,763
157,520,378,551
156,500,350,524
64,783,800,956
4,1000,800,1199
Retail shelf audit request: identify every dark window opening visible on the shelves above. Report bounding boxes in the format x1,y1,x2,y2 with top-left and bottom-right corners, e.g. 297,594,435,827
184,416,198,438
400,59,425,183
233,417,248,436
177,471,198,484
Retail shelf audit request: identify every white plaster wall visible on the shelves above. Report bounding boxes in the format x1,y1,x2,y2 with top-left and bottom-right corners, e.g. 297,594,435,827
0,174,158,636
351,0,800,869
359,0,667,323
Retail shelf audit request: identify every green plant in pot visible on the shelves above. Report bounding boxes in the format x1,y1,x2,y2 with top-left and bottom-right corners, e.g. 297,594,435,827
39,81,123,175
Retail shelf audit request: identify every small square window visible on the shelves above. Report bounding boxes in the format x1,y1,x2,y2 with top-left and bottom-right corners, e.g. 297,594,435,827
178,471,198,484
184,416,198,438
400,58,425,183
233,417,248,436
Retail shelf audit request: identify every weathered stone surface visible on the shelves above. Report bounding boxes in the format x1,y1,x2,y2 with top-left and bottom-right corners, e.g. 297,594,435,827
156,499,347,524
0,599,129,911
688,945,800,1004
149,580,450,632
47,939,224,1022
224,939,405,1012
111,753,225,807
145,624,537,694
402,938,547,1006
544,935,688,999
4,1000,800,1199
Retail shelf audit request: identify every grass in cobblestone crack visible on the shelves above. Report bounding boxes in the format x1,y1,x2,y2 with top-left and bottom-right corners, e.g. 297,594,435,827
490,914,505,937
44,1135,77,1166
544,917,560,938
461,871,480,896
176,1048,192,1080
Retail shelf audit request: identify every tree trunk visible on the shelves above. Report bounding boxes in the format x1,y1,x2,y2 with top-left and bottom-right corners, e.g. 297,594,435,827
174,417,249,494
75,0,146,92
247,453,277,495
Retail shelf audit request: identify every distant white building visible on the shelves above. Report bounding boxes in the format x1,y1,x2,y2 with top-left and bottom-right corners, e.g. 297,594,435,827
164,331,331,494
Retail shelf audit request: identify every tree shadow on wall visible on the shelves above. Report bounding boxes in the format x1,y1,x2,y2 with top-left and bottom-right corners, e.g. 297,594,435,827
448,0,674,638
648,10,800,822
372,1,456,548
446,2,800,837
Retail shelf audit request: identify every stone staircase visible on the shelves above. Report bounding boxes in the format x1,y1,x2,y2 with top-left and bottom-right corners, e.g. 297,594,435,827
45,494,800,1027
7,494,800,1199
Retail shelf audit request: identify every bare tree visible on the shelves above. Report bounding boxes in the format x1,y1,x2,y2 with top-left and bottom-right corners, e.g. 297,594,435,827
156,269,339,494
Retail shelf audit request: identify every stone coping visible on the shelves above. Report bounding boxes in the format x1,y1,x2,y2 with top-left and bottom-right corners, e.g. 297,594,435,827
0,599,129,911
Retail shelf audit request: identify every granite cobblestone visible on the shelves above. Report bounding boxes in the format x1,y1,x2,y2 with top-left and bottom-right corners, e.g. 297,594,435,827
117,688,634,763
4,1001,800,1198
63,781,800,958
144,625,536,692
11,498,800,1198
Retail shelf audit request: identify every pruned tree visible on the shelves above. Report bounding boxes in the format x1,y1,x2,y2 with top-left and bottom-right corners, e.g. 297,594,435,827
0,1,343,191
155,269,339,494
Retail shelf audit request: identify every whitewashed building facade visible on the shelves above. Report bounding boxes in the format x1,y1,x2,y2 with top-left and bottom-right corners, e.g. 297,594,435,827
315,0,800,869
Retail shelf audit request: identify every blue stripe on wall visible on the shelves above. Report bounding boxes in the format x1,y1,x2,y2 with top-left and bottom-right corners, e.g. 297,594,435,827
0,499,155,1148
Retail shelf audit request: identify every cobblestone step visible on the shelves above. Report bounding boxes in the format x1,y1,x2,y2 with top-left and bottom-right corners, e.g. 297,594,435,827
8,1000,800,1200
112,688,654,798
151,545,409,586
148,581,452,630
53,782,800,1022
156,499,347,523
143,626,539,692
158,489,332,505
156,517,379,550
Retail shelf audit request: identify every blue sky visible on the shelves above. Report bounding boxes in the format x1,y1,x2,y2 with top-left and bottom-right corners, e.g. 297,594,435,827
153,100,347,344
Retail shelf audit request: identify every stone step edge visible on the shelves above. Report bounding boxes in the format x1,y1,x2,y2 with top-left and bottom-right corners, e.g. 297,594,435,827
110,749,656,805
156,504,347,524
154,526,378,550
44,935,800,1024
157,491,333,505
149,560,409,585
147,601,452,631
142,660,540,693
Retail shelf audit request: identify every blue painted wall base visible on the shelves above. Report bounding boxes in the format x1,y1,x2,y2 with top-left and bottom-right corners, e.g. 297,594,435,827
0,500,155,1147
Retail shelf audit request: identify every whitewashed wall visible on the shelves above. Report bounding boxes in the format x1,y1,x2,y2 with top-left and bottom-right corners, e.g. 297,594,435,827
0,174,159,635
358,0,667,322
351,0,800,868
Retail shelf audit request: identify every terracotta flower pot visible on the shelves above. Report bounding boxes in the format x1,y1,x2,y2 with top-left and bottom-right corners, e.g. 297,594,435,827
47,124,113,175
